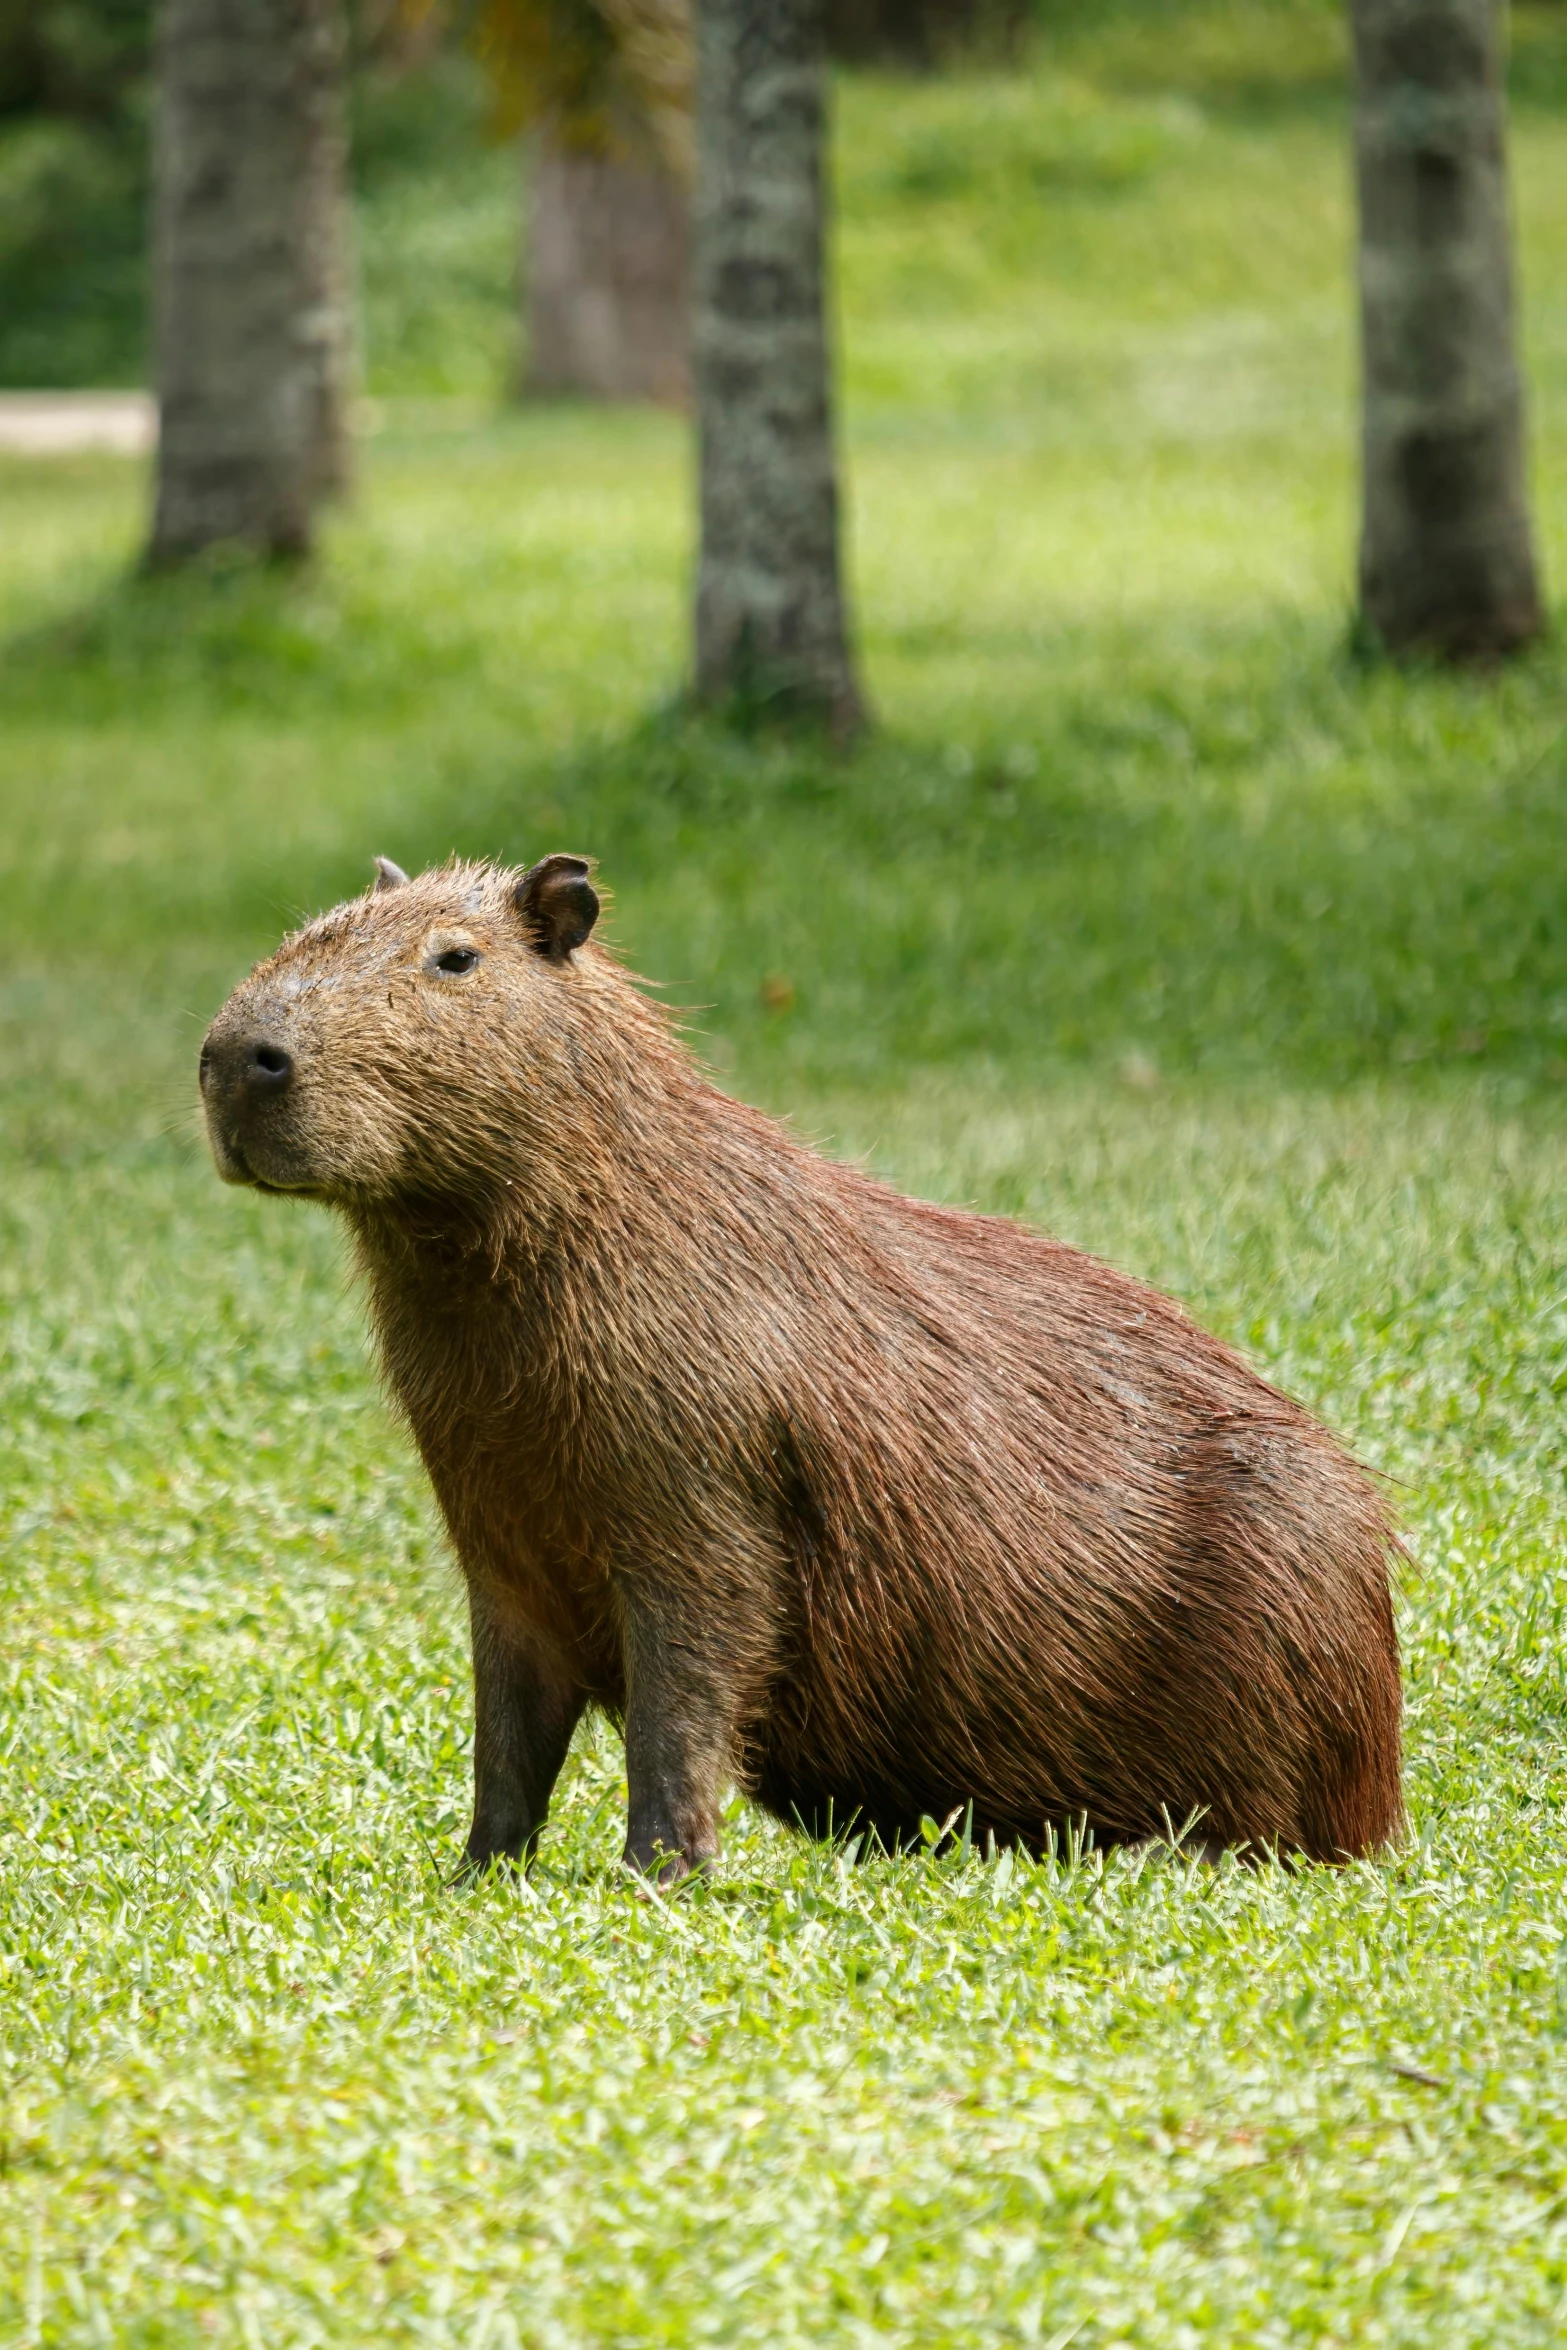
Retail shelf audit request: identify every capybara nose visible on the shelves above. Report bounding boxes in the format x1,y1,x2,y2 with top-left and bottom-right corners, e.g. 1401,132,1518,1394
203,1033,294,1097
244,1040,293,1092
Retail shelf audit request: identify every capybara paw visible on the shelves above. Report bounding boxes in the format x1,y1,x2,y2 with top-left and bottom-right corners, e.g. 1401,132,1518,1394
450,1842,527,1889
621,1838,711,1894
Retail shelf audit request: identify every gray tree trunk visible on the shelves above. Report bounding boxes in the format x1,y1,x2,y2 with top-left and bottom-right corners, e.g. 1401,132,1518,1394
693,0,863,733
1351,0,1541,658
524,135,690,405
150,0,353,564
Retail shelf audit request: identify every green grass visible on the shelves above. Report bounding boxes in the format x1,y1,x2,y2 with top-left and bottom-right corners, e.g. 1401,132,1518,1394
8,13,1567,2342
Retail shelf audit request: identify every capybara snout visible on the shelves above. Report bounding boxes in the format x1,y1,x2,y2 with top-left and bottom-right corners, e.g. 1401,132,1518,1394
203,854,1404,1884
199,1030,294,1169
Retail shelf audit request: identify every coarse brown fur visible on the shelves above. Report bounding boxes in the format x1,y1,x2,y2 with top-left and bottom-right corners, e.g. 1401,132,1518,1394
200,855,1404,1880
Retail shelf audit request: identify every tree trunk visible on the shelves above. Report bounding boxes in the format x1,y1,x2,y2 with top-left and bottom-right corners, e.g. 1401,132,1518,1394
693,0,863,733
1351,0,1541,659
150,0,353,564
524,134,690,404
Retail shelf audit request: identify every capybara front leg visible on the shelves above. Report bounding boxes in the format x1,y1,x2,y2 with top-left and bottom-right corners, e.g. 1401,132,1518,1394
617,1575,757,1885
461,1582,585,1876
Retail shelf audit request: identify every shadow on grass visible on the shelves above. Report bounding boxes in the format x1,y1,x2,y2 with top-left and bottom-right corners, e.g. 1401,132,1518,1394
522,672,1567,1094
8,562,1567,1098
0,546,478,720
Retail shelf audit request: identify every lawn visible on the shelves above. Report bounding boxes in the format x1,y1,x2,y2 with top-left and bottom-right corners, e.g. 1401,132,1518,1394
6,7,1567,2342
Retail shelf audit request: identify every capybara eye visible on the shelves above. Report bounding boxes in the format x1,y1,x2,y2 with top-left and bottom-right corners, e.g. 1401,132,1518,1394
433,947,480,977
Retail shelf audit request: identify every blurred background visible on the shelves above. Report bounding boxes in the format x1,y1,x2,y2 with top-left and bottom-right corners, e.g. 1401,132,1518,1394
2,0,1567,1150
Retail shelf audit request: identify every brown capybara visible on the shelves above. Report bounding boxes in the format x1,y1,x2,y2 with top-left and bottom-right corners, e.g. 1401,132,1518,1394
199,854,1403,1882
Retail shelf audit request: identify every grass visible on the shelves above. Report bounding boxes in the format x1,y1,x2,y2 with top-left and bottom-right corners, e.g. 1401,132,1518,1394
7,9,1567,2341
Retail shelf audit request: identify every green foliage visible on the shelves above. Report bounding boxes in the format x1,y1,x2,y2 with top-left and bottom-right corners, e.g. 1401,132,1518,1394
868,77,1198,204
353,54,521,399
4,0,1567,396
0,0,151,115
0,16,522,397
0,0,151,386
1028,0,1348,105
6,12,1567,2340
466,0,690,166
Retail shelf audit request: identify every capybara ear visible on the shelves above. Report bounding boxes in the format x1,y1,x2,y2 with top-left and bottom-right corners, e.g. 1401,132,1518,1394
373,856,409,893
515,855,600,962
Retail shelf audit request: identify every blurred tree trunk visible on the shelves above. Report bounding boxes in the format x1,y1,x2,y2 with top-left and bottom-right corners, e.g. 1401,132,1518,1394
150,0,353,563
1351,0,1541,658
524,130,689,402
693,0,862,732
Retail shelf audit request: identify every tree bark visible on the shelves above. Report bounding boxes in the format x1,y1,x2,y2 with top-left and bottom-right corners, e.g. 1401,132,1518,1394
693,0,863,732
1351,0,1542,659
524,133,690,404
150,0,353,564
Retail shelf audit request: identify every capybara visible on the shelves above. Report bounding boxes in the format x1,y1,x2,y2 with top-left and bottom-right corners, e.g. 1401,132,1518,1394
200,854,1403,1881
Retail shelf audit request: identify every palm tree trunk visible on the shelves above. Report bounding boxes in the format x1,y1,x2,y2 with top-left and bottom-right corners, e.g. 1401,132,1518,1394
524,133,690,404
693,0,863,733
1351,0,1541,659
150,0,353,563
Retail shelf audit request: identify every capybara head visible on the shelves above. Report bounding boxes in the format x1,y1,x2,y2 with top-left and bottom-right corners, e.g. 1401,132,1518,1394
199,855,601,1206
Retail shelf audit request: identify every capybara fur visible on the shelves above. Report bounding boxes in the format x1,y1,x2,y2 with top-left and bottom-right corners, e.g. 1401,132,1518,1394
200,854,1404,1881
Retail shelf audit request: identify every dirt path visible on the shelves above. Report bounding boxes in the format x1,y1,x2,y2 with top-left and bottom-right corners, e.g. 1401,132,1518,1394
0,393,155,455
